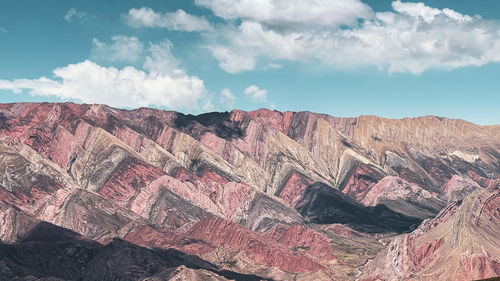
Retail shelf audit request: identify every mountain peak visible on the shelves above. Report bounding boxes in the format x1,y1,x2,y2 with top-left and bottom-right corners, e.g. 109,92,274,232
0,102,498,280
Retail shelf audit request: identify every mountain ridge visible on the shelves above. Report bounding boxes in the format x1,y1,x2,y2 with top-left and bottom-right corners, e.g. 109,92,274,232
0,102,498,280
4,101,499,127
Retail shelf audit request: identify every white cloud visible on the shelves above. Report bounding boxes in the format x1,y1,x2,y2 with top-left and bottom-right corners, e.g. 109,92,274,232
204,1,500,75
391,0,472,23
0,60,208,110
244,85,267,103
219,88,236,108
267,63,282,69
211,47,255,73
91,35,144,63
64,8,87,23
195,0,372,28
143,40,181,75
0,27,7,34
125,7,213,32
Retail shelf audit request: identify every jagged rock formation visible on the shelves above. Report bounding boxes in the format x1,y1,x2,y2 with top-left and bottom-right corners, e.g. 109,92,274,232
358,183,500,281
0,102,498,280
0,221,265,281
296,183,423,233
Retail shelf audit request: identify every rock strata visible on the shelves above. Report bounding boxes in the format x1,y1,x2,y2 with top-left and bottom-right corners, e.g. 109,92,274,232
0,102,498,280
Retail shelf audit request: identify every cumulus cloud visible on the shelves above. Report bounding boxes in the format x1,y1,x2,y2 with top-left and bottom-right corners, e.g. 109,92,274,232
64,8,87,23
0,59,208,110
195,0,372,28
125,7,213,32
0,34,214,111
91,35,144,63
198,0,500,74
244,85,267,103
219,88,236,108
267,63,282,69
211,47,256,73
143,40,181,75
391,1,472,23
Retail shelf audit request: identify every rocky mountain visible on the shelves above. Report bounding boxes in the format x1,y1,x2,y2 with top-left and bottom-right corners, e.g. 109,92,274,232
0,102,498,280
359,182,500,281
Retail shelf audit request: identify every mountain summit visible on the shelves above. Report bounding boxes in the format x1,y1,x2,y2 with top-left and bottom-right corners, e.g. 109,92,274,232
0,102,498,280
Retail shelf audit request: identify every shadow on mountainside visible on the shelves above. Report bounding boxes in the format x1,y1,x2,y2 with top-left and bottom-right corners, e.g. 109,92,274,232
296,183,423,233
174,112,245,140
0,222,271,281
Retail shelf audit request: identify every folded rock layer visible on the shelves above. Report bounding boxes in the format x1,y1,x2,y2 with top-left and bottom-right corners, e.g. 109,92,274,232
0,102,498,280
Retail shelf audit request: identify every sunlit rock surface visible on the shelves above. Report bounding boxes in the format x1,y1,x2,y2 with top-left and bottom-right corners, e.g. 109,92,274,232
0,102,498,280
359,183,500,281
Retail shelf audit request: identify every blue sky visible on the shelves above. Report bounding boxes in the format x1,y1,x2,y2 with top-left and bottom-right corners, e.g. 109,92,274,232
0,0,499,125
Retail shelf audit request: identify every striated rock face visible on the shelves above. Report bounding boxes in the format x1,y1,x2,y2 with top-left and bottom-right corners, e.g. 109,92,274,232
185,217,326,273
360,176,446,219
0,222,265,281
0,102,499,280
296,183,422,233
358,184,500,281
441,174,483,202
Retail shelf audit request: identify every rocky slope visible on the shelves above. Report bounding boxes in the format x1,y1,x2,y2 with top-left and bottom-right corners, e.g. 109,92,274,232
0,102,498,280
0,221,265,281
359,182,500,281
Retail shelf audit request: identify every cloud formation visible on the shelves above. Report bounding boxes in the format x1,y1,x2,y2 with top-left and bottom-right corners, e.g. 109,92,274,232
195,0,372,28
143,40,181,75
197,0,500,74
267,63,282,69
64,8,88,23
91,35,144,63
0,40,210,110
219,88,236,108
4,1,500,112
125,7,213,32
210,47,256,74
244,85,267,103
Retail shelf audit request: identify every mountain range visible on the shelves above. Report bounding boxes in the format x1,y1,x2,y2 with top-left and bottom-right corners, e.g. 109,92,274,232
0,102,498,280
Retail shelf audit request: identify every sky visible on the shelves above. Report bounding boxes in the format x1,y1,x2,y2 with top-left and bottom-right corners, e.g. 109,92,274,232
0,0,500,125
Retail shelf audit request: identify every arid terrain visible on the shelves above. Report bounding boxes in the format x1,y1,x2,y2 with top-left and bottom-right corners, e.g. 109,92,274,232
0,102,498,280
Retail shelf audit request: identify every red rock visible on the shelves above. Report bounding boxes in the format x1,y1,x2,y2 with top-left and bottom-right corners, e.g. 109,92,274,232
265,224,338,264
277,172,314,206
341,163,382,201
413,237,444,267
243,108,294,135
359,188,500,281
468,170,494,187
99,157,164,207
442,175,482,202
185,217,326,273
360,176,445,218
1,102,499,280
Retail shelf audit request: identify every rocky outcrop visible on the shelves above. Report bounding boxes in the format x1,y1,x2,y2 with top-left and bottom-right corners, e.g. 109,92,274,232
358,185,500,281
442,174,483,202
360,176,446,219
0,102,499,280
0,222,266,281
296,183,422,233
185,217,327,273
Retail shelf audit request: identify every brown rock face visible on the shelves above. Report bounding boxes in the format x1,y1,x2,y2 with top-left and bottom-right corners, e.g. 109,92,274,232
359,186,500,281
0,102,499,280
